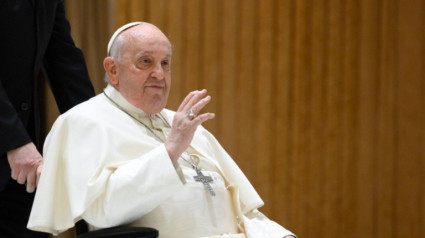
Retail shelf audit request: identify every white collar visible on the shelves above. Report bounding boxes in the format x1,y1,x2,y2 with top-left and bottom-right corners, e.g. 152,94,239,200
103,84,155,118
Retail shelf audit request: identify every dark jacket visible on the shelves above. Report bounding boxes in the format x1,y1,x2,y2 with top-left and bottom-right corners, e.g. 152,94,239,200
0,0,95,190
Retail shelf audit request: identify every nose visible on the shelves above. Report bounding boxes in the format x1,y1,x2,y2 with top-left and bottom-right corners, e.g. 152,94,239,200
151,63,165,80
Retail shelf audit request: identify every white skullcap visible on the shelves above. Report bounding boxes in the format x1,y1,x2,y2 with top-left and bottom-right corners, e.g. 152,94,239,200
107,21,143,55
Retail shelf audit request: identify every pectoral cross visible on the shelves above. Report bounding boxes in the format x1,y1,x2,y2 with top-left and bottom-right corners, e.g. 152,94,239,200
193,168,216,196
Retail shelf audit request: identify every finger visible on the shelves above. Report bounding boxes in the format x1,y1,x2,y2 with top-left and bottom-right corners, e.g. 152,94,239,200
192,112,215,125
27,185,35,193
26,169,36,193
182,89,207,112
17,170,27,184
26,183,36,193
191,95,212,115
188,89,207,111
177,90,198,112
10,168,18,180
36,164,43,187
184,95,212,121
186,108,197,120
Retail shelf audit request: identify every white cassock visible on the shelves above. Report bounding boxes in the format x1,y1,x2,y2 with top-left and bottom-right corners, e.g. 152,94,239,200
27,84,296,238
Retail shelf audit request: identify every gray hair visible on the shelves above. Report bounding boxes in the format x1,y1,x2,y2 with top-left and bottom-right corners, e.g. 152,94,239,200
108,32,127,62
105,23,143,83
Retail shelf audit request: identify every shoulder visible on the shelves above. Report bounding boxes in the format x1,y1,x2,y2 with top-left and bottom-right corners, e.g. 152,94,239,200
47,94,112,141
55,94,110,125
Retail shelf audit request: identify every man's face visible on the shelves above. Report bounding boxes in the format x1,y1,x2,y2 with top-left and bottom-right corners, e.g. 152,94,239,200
111,26,172,114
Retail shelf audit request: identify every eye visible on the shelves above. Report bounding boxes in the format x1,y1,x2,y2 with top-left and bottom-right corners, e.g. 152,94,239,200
141,58,152,64
136,57,153,69
161,60,171,71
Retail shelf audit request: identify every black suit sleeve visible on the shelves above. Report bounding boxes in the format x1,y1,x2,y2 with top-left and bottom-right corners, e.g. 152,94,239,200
0,0,36,154
0,81,32,154
43,1,95,113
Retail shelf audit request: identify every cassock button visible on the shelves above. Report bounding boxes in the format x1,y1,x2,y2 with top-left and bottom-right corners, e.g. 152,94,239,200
21,103,29,111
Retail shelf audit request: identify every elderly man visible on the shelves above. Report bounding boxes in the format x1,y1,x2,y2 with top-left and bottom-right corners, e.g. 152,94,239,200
28,22,296,238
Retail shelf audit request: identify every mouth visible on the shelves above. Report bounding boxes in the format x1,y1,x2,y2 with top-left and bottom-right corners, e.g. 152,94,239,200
145,85,165,90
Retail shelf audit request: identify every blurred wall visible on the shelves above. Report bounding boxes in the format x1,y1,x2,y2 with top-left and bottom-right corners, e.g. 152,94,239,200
45,0,424,237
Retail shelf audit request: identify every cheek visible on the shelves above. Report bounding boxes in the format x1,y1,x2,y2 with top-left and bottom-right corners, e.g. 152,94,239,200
120,78,144,97
165,75,172,86
124,72,149,88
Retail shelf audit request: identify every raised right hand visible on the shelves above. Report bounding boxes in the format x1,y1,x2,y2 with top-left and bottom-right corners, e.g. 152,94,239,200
165,89,215,164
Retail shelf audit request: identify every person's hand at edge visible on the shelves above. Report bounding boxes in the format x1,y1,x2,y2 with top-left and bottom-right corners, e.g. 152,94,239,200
7,142,43,193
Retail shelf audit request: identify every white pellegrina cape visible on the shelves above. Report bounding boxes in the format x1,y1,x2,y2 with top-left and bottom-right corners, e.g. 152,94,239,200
28,85,295,238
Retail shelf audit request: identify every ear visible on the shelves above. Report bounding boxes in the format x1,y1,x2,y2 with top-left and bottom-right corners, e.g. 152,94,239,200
103,57,119,86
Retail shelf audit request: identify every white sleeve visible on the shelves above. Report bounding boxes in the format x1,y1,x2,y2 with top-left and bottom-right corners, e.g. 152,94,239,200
243,209,297,238
28,112,185,234
82,144,185,228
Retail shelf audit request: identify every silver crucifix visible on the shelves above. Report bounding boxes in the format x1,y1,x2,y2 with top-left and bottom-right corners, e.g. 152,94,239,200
193,168,216,196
